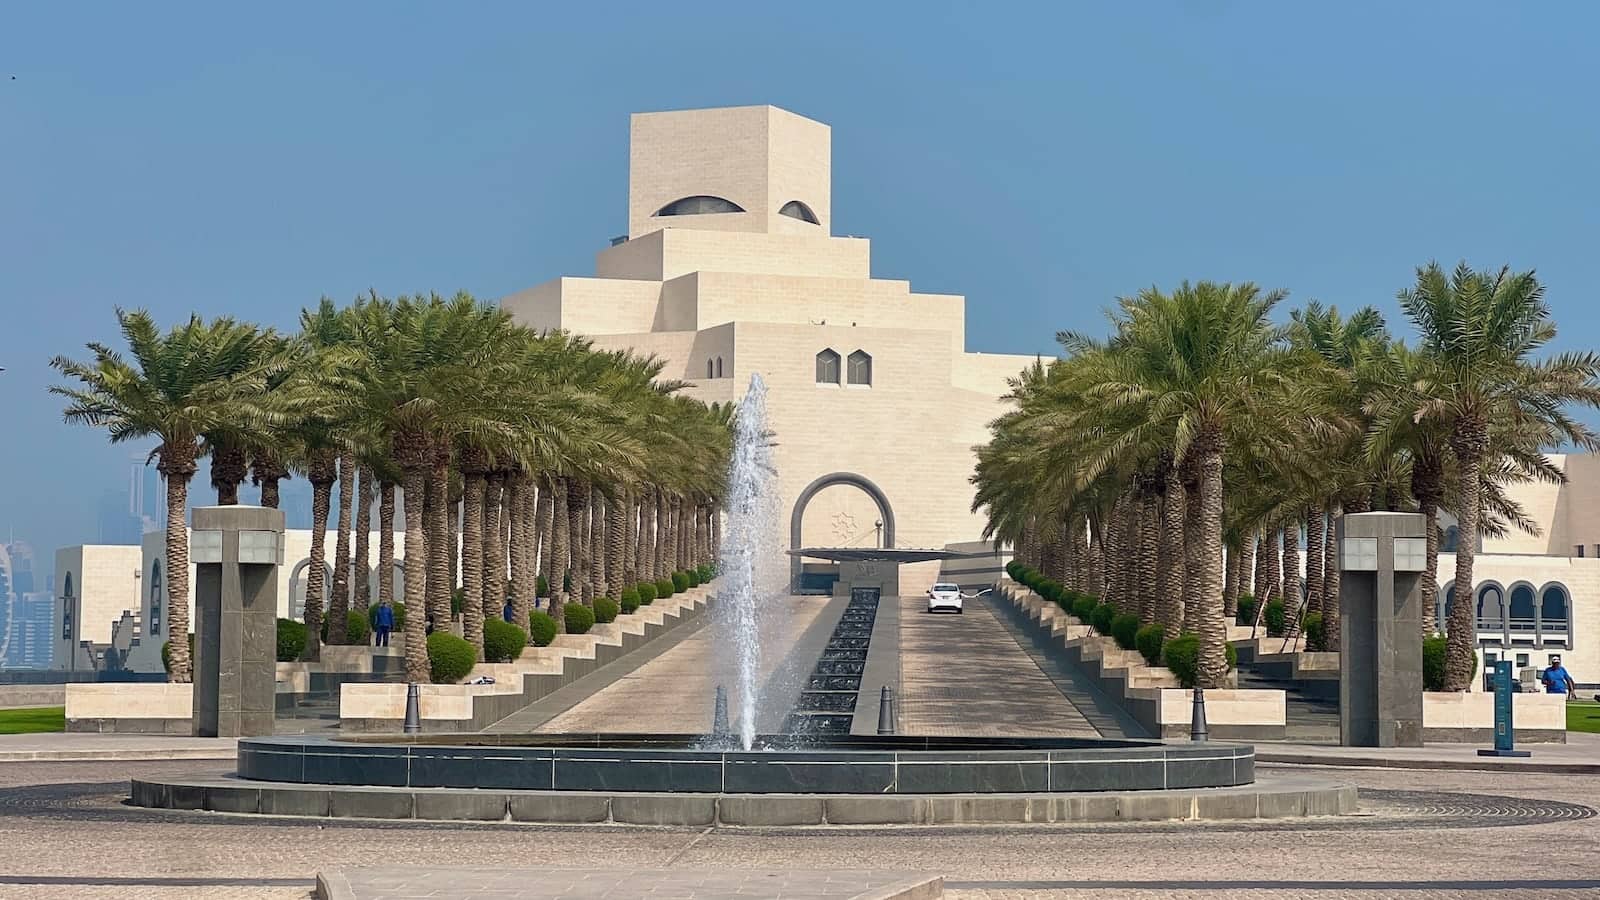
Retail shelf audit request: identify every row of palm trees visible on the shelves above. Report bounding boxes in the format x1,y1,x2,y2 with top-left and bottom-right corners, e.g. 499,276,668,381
52,293,732,684
976,262,1600,690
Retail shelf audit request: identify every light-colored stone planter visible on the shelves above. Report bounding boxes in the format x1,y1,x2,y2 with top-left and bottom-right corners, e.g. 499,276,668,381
1423,690,1567,743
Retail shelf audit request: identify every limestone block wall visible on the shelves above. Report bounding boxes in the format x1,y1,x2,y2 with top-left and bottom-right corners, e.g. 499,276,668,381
597,229,871,282
53,544,143,669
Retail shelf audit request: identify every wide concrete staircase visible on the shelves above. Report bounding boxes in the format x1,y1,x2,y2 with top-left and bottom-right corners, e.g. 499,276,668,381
1232,631,1339,743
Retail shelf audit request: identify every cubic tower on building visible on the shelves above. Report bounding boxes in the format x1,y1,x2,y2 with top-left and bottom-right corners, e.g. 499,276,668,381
502,105,1036,594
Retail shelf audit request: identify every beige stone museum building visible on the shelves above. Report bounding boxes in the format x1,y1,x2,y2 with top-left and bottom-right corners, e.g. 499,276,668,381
502,105,1036,596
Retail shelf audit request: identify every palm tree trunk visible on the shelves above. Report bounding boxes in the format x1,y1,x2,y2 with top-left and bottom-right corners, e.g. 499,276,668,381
509,474,534,636
211,442,247,505
1194,440,1228,689
328,450,355,645
710,501,721,567
570,480,592,604
1086,514,1105,599
250,453,287,510
1137,491,1159,624
622,490,638,586
537,478,555,588
1223,538,1240,620
353,468,373,613
1181,465,1205,628
401,466,429,682
1251,529,1268,603
1264,527,1282,609
654,490,669,581
1159,472,1188,633
607,491,626,597
460,468,486,658
1322,501,1341,649
1282,518,1301,635
424,444,451,629
304,486,331,662
590,491,607,601
1304,504,1325,621
481,472,503,621
379,481,396,607
158,447,197,683
499,478,512,596
1444,421,1489,691
550,477,570,630
1420,497,1439,635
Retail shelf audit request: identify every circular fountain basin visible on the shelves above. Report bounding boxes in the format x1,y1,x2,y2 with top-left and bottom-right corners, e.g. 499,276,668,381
235,733,1253,794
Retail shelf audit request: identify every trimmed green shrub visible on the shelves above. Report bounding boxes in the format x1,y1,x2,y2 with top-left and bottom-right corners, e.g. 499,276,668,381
672,571,689,593
1162,633,1200,687
564,602,596,635
638,582,658,604
1422,635,1478,691
1135,623,1165,667
1235,595,1257,627
276,618,307,662
1303,612,1326,651
686,570,701,588
1006,560,1022,580
482,617,527,663
1111,613,1141,651
1071,595,1098,623
1264,598,1286,637
528,610,558,647
594,596,620,624
536,574,549,598
1091,602,1117,636
656,578,675,599
1162,633,1238,688
698,564,714,582
368,602,406,631
426,631,476,683
620,587,641,615
343,610,371,646
162,633,195,674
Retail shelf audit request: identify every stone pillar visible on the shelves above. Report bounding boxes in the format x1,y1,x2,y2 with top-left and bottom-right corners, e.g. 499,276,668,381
191,505,284,738
1337,512,1426,747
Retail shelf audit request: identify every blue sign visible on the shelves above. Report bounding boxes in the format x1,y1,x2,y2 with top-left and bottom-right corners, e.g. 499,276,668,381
1492,659,1514,753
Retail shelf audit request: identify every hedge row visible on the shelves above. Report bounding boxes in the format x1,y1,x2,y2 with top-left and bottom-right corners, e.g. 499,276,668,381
1008,558,1238,685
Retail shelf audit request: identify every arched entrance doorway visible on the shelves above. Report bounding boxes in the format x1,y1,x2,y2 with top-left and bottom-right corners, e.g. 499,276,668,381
789,472,895,593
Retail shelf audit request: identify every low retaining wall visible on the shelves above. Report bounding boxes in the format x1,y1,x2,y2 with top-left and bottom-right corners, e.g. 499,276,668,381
1423,691,1567,744
339,587,712,732
65,683,195,734
997,581,1287,740
0,685,66,709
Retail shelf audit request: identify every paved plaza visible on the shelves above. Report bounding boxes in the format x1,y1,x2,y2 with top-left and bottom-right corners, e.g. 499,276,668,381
1,759,1599,898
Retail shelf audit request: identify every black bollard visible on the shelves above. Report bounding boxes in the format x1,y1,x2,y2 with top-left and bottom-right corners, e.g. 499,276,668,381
1190,686,1208,742
712,685,730,736
877,685,896,735
403,683,421,735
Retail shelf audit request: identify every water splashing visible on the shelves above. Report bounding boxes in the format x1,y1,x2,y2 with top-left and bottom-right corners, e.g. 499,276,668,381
717,373,783,750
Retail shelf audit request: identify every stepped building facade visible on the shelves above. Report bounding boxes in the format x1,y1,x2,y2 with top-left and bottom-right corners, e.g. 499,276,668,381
502,105,1035,595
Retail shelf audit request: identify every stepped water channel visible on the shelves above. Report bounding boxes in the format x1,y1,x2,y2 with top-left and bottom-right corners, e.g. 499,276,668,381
780,588,882,735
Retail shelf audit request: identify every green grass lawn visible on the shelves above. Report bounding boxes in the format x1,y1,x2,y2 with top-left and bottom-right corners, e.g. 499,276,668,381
1567,701,1600,734
0,706,65,735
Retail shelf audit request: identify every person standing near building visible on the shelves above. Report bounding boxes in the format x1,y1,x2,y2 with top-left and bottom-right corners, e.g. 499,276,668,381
373,602,394,648
1542,654,1575,696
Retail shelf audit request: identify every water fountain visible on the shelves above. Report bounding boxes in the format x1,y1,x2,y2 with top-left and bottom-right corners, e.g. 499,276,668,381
130,381,1358,827
716,373,784,749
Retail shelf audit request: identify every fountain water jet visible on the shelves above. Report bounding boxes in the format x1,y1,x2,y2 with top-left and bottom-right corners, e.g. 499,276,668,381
717,374,783,750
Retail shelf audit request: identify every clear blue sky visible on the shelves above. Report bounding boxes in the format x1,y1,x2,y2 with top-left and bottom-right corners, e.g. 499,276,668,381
3,2,1598,562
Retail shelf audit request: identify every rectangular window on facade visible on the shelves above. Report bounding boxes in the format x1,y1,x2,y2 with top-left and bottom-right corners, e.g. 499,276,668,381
1341,537,1379,571
1393,537,1427,572
1577,545,1586,558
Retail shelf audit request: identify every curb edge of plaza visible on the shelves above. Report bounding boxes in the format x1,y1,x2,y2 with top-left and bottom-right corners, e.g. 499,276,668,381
0,749,238,763
1257,751,1600,776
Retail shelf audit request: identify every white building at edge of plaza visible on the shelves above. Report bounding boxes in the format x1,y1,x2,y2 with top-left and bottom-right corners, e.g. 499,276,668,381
35,105,1599,687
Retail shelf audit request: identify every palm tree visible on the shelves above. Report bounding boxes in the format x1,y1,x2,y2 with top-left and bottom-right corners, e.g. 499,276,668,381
52,310,282,682
1397,262,1600,689
1059,282,1316,687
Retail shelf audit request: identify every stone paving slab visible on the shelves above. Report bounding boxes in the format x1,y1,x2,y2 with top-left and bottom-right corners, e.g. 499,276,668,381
0,733,239,762
897,597,1100,738
317,867,942,900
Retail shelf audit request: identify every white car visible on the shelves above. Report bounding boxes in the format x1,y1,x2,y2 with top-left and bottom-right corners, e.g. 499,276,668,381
927,582,964,614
